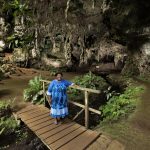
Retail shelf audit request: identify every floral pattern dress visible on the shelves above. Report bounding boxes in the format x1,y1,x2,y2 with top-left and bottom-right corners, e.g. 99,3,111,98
47,79,73,118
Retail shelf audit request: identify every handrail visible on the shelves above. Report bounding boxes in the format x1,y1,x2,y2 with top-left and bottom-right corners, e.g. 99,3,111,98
40,79,101,94
40,79,101,129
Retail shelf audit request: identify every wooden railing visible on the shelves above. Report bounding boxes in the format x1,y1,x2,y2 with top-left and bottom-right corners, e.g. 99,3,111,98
40,79,101,129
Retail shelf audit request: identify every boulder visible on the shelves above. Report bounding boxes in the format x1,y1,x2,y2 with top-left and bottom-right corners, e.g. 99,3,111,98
98,40,127,69
89,40,127,74
138,40,150,75
1,64,16,75
41,54,66,68
13,48,29,67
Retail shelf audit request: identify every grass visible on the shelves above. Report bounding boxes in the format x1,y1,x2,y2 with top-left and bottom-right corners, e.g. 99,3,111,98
100,85,145,124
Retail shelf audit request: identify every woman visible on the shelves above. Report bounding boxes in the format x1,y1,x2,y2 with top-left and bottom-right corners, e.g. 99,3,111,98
47,72,74,124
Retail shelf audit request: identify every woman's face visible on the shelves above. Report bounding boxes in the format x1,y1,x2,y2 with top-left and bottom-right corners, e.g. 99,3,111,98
56,74,63,81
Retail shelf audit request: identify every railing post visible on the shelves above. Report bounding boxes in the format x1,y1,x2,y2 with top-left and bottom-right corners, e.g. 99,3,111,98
42,81,46,106
85,91,89,129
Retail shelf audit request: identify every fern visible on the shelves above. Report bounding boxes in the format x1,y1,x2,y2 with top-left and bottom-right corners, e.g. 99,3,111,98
23,76,44,104
100,86,144,123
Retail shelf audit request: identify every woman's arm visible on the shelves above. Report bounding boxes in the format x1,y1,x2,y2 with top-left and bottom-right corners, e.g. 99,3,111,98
64,80,74,87
46,81,54,105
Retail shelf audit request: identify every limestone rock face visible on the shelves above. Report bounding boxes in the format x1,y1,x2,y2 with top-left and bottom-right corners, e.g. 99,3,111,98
99,40,127,69
1,0,150,75
0,17,5,38
138,39,150,75
90,40,127,74
0,40,5,52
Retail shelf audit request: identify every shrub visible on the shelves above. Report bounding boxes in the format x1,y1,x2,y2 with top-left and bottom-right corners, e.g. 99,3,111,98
100,86,144,124
0,117,18,136
0,100,12,117
23,76,44,104
68,72,109,104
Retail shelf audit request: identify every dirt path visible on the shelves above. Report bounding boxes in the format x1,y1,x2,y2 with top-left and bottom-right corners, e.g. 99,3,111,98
131,81,150,132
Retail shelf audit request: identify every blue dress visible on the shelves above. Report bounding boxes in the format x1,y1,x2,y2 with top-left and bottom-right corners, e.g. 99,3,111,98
47,79,73,118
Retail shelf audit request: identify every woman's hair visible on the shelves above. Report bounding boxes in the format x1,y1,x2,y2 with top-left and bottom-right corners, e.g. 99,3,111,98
55,72,63,76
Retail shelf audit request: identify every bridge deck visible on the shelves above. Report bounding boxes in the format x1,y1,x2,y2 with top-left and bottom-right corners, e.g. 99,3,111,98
16,104,100,150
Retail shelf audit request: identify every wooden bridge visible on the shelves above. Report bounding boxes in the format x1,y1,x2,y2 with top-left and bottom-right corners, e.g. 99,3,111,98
16,104,100,150
16,79,102,150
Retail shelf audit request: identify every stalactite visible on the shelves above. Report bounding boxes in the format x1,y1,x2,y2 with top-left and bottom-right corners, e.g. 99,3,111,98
79,35,86,66
92,0,95,9
65,0,71,20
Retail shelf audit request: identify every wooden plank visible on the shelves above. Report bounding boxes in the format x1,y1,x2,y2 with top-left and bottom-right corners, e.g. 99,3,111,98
25,113,49,124
18,108,45,117
28,117,53,127
85,91,89,129
18,106,49,118
40,122,75,140
19,108,49,118
30,119,54,131
35,122,63,135
58,130,100,150
19,105,49,115
17,105,37,115
69,101,101,115
47,126,86,149
20,111,49,121
44,123,81,145
73,108,84,120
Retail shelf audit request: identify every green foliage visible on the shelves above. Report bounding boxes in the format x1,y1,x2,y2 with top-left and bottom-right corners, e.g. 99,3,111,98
0,100,13,117
73,72,108,89
0,117,18,136
6,32,34,50
23,76,44,104
1,0,33,51
0,99,27,148
100,86,144,123
0,101,11,110
1,0,29,17
68,72,109,103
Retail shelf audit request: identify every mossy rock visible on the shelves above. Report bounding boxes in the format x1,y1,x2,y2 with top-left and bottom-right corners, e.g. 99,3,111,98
121,57,139,77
